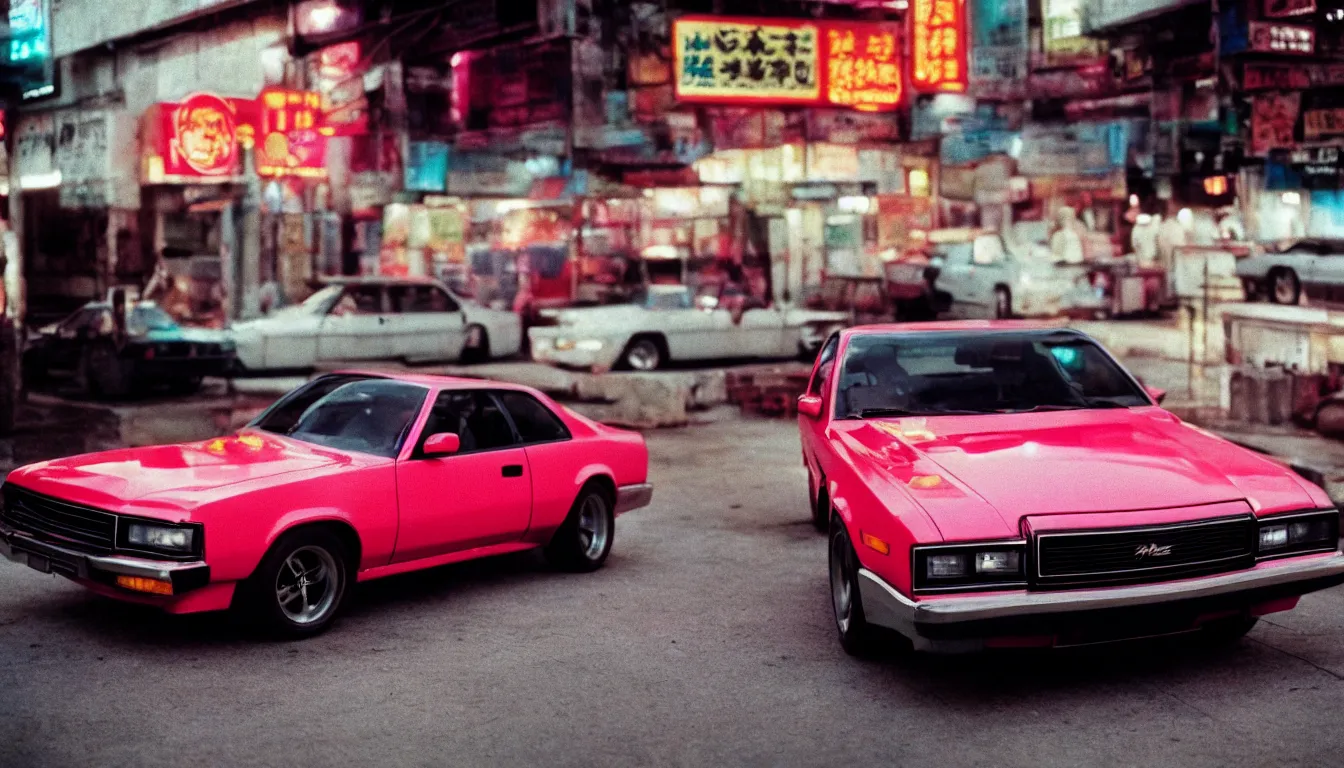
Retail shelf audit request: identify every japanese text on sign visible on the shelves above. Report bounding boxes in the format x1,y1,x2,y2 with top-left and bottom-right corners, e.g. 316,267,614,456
825,26,901,110
911,0,968,93
1305,109,1344,141
676,19,821,103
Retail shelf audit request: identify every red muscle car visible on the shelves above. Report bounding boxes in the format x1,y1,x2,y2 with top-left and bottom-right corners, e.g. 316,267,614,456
0,372,652,638
799,322,1344,654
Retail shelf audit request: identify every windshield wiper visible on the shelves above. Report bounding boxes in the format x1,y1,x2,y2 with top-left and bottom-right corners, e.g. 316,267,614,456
997,401,1131,414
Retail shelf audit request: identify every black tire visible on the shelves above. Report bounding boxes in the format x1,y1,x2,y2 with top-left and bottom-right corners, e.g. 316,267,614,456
1270,269,1301,305
1199,616,1259,646
169,376,204,395
545,483,615,573
239,527,351,640
619,335,664,372
829,516,880,657
84,342,132,399
993,286,1013,319
461,325,491,364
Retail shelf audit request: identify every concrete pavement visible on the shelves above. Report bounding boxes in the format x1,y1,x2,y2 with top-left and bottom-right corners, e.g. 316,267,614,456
3,418,1344,767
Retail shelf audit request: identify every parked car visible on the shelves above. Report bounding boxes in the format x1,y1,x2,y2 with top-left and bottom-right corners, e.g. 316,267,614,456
1236,238,1344,305
230,277,522,372
798,323,1344,654
931,233,1077,319
529,285,850,372
0,372,652,638
24,300,236,397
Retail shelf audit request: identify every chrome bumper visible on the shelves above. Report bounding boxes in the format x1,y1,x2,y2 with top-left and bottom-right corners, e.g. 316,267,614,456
859,551,1344,652
615,483,654,515
0,523,210,594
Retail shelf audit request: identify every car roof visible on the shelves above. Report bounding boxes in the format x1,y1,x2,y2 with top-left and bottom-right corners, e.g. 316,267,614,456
843,320,1068,337
320,276,446,287
329,369,540,393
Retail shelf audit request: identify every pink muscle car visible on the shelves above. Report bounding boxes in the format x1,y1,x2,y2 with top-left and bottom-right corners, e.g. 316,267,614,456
0,373,651,638
799,322,1344,654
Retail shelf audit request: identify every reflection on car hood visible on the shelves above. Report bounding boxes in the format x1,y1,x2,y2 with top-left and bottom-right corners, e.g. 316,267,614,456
4,432,352,517
834,409,1317,540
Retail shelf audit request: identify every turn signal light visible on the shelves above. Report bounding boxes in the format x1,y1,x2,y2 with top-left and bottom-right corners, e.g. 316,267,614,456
909,475,943,489
861,532,890,555
116,576,173,596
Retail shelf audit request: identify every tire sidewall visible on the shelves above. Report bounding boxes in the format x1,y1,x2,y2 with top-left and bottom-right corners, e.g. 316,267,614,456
245,528,350,639
546,485,615,572
624,338,661,371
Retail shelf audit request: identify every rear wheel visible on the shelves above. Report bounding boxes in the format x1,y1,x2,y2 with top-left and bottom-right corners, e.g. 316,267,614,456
830,517,880,657
545,484,615,573
993,287,1013,319
240,528,351,640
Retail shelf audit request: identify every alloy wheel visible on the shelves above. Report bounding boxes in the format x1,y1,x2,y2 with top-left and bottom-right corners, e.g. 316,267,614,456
1274,272,1298,304
830,532,854,633
626,340,660,371
576,494,611,561
275,545,341,625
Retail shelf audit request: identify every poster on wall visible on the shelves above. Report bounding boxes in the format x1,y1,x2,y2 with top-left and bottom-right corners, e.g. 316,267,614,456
970,0,1028,100
1251,92,1302,155
405,141,449,192
1042,0,1107,66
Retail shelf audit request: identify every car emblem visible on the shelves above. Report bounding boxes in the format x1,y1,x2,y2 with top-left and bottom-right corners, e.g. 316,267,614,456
1135,543,1173,559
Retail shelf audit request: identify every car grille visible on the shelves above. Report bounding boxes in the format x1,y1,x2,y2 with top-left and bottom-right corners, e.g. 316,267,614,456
1,485,117,554
1035,515,1256,587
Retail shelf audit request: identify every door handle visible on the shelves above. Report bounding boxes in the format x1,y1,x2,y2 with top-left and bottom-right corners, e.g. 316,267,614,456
378,316,387,325
502,465,524,478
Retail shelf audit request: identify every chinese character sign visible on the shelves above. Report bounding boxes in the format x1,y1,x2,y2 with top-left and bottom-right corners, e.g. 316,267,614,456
257,88,328,179
911,0,968,93
824,24,902,111
674,17,903,111
675,19,822,103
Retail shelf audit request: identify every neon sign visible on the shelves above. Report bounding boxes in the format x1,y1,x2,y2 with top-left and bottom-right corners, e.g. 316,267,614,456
911,0,968,93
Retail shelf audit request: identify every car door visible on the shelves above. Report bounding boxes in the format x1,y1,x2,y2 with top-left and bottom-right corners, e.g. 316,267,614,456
391,390,532,563
739,305,789,357
318,284,392,362
1301,242,1344,301
492,390,577,534
388,284,466,362
800,335,841,489
932,243,976,318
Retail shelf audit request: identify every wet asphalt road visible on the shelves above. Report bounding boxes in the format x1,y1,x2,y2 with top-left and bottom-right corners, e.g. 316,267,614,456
3,418,1344,768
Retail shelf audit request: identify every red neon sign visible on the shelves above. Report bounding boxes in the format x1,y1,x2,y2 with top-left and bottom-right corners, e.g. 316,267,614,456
257,88,328,179
910,0,968,94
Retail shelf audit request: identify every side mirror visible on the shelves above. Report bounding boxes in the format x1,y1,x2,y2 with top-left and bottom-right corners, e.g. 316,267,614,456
798,394,824,419
1146,386,1167,406
422,433,462,457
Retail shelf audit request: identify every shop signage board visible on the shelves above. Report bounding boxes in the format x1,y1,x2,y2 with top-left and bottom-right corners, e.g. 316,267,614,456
806,143,861,182
1247,22,1315,55
940,129,1018,166
910,0,968,93
314,42,368,136
1264,0,1316,18
1017,122,1127,177
1042,0,1107,67
1251,92,1301,156
806,110,902,143
1243,62,1311,91
405,141,449,193
970,0,1028,99
1305,109,1344,141
909,93,976,140
1084,0,1202,34
673,17,904,111
256,88,327,179
143,94,257,182
876,195,935,248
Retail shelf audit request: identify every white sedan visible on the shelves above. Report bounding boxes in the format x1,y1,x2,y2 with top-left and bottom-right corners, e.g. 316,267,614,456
529,285,850,372
230,277,522,372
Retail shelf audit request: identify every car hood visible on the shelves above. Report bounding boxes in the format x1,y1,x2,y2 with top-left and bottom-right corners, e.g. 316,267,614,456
546,305,651,328
834,408,1320,541
4,432,359,518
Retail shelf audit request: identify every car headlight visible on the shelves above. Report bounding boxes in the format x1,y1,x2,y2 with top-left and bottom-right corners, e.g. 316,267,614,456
913,542,1027,593
124,521,198,555
1257,511,1339,558
575,339,604,351
555,338,576,351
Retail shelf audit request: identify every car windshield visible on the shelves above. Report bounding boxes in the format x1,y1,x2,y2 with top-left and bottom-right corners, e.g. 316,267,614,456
284,380,428,458
837,332,1150,419
301,285,345,314
128,305,179,333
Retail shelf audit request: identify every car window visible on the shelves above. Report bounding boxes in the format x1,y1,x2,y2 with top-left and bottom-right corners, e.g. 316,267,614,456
495,391,571,444
640,290,692,310
251,375,380,435
58,308,98,334
973,236,1006,265
837,332,1148,418
389,285,462,313
416,390,518,456
809,336,840,396
938,243,972,265
128,305,179,334
287,380,428,458
332,285,384,316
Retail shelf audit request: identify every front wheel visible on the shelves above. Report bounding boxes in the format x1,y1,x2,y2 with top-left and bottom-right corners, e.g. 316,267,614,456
830,518,880,657
620,337,663,372
545,485,615,573
993,287,1013,319
240,528,350,640
1271,269,1301,305
461,325,491,364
